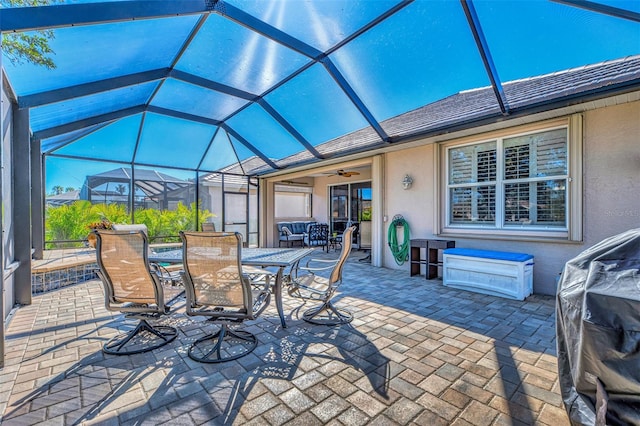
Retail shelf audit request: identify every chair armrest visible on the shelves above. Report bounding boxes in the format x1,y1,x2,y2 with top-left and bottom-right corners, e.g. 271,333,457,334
289,282,326,297
150,262,184,305
150,262,183,286
291,258,338,279
303,258,339,269
297,265,333,273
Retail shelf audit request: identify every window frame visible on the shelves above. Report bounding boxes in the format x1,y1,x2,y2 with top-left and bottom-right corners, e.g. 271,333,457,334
437,115,582,241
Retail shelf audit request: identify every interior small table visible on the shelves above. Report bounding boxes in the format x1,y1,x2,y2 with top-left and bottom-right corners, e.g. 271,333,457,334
410,239,455,279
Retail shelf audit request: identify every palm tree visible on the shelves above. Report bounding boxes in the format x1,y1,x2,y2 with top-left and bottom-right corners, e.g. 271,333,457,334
115,184,127,195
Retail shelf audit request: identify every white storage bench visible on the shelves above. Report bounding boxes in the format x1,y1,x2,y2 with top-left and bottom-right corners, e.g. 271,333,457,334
442,248,534,300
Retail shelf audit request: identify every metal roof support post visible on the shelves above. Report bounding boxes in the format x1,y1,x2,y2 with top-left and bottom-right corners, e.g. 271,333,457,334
130,113,146,224
221,124,281,170
18,68,171,109
130,167,136,222
257,100,325,159
31,137,44,260
13,104,32,306
33,105,146,140
169,71,325,160
195,172,200,230
0,54,5,369
321,58,391,143
0,1,211,32
461,0,510,116
551,0,640,22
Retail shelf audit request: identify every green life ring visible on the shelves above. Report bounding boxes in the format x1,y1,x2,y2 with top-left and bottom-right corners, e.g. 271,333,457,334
387,216,410,265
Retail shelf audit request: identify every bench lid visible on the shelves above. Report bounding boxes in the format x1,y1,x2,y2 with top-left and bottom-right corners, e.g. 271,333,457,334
444,248,533,262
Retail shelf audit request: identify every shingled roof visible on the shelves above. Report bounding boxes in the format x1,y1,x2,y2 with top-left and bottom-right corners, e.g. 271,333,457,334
257,55,640,175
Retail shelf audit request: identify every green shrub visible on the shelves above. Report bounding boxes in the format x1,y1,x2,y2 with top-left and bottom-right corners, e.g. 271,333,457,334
359,207,372,221
134,202,213,242
45,201,128,248
45,201,213,247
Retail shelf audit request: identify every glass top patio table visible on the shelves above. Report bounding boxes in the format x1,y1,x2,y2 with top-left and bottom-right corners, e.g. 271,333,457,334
149,247,316,328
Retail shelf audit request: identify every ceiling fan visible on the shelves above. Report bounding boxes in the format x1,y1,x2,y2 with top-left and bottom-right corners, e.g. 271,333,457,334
331,169,360,178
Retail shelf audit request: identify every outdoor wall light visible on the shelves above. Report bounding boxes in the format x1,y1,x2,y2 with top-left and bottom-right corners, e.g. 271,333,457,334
402,174,413,190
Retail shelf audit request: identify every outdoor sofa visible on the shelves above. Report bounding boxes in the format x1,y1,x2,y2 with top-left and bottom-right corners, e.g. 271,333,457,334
276,221,316,247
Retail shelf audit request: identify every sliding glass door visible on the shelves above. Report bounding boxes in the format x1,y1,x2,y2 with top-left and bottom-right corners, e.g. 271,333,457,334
329,182,371,247
330,184,349,234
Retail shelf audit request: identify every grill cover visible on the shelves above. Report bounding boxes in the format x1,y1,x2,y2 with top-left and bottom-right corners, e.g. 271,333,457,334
556,228,640,426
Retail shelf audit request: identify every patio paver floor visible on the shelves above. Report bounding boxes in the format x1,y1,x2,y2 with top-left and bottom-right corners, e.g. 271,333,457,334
1,250,570,425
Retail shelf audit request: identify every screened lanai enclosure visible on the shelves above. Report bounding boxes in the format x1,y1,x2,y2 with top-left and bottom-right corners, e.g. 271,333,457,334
3,0,638,253
1,0,640,408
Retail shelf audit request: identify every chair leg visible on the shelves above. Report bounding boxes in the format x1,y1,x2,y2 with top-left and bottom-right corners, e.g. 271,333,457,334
302,301,353,326
188,323,258,363
103,319,178,355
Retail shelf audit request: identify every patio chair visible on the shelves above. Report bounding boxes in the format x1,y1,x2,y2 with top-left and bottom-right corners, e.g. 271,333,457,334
304,223,329,251
112,223,149,236
288,226,356,325
94,230,178,355
179,231,271,363
112,223,183,287
278,225,305,247
201,222,216,231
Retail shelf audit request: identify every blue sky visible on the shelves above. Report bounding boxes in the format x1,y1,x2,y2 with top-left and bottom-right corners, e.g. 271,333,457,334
5,1,636,193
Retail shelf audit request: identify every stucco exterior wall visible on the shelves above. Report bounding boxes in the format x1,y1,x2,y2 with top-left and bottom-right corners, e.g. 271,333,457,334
311,175,330,224
380,101,639,296
384,144,436,247
582,102,640,244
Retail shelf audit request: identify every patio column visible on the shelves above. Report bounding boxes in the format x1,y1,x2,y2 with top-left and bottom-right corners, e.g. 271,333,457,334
371,155,383,267
13,105,32,306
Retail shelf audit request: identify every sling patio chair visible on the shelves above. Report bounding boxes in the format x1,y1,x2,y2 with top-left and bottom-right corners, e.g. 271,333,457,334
179,231,271,363
201,222,216,231
94,229,178,355
287,226,356,325
112,223,183,287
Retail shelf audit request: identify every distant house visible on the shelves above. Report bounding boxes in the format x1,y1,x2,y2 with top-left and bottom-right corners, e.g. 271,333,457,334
45,190,80,207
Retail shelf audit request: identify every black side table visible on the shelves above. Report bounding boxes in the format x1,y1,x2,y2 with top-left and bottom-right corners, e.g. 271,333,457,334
410,239,455,279
329,235,342,251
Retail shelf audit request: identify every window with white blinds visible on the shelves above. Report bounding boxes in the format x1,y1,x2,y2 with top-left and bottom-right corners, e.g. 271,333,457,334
445,126,571,235
502,129,567,227
449,141,496,224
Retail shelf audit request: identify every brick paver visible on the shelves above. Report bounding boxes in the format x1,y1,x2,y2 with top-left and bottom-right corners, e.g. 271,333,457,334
1,250,570,425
